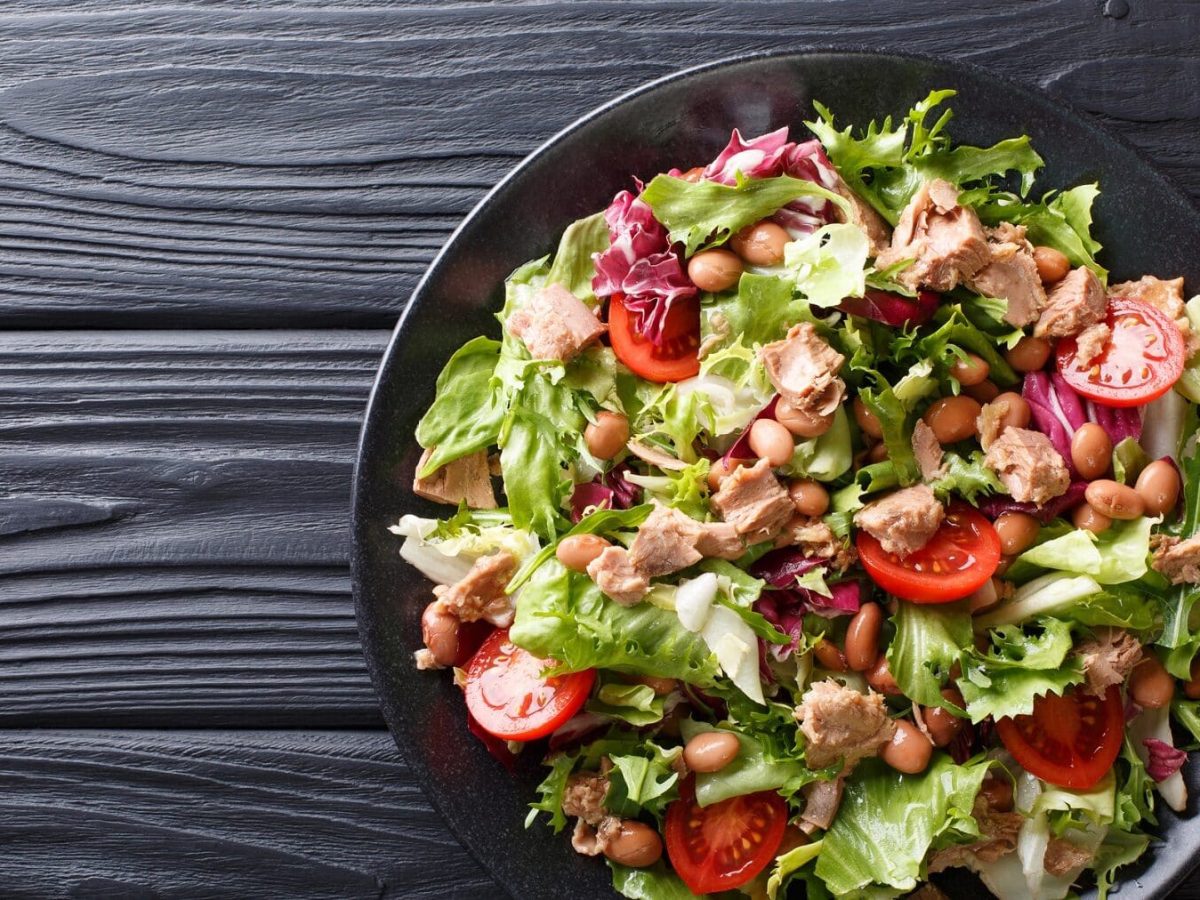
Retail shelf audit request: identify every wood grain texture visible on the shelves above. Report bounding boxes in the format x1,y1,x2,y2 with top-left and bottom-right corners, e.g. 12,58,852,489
0,729,492,899
0,0,1196,327
0,331,390,727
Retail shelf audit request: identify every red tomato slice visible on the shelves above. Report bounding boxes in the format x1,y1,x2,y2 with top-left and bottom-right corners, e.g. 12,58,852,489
464,629,594,741
609,293,701,383
665,777,786,894
1056,296,1185,408
856,504,1001,603
996,685,1124,789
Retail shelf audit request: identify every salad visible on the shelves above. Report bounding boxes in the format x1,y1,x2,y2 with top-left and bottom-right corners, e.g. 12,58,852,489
394,89,1200,899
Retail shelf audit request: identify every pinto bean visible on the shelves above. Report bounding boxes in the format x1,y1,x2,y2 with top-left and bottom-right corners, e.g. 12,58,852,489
683,731,741,773
845,603,883,673
881,720,933,774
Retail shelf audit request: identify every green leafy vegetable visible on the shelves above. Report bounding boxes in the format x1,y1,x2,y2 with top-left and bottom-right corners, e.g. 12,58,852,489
586,680,667,727
815,755,991,895
680,720,815,806
546,211,610,300
970,184,1106,279
510,560,719,684
508,504,653,592
887,600,972,707
1011,516,1158,585
783,223,870,308
416,336,508,475
1112,438,1151,486
806,88,1043,224
606,743,683,820
931,450,1007,504
640,173,848,256
609,862,700,900
766,839,824,900
702,272,812,351
858,375,919,486
525,753,577,832
782,406,853,482
959,617,1084,722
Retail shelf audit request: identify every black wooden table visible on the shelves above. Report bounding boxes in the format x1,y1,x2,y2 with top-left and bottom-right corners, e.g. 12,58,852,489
1,1,1198,897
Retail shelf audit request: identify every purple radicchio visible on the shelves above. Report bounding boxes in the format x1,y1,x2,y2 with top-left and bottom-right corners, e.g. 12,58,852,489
838,289,940,328
701,129,840,234
591,190,695,347
568,463,641,523
750,547,864,661
1144,737,1188,782
976,480,1088,524
1022,372,1144,469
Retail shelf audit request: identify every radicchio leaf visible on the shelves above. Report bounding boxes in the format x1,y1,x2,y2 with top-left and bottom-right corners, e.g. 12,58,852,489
976,480,1088,523
750,545,828,588
569,465,641,523
1144,737,1188,782
838,289,940,328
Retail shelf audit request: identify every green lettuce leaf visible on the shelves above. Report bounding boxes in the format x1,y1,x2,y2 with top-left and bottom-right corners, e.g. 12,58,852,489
499,371,585,537
959,617,1084,722
806,88,1042,224
680,720,815,807
970,184,1106,280
782,405,853,481
623,460,711,521
1172,698,1200,749
510,560,719,684
858,375,919,486
415,336,508,475
639,172,848,256
903,305,1019,388
931,450,1007,504
783,223,870,308
702,272,811,350
609,862,699,900
605,742,683,821
1094,829,1152,900
766,839,824,900
815,755,991,895
525,752,576,832
887,600,972,707
586,680,666,727
1112,437,1151,486
545,211,610,300
1011,516,1157,585
977,571,1160,633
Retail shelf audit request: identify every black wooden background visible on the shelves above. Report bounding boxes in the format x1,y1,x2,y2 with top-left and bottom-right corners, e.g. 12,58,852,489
1,1,1198,897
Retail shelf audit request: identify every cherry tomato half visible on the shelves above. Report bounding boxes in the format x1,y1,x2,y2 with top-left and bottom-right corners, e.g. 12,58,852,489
609,292,701,383
464,629,595,741
856,504,1001,603
996,685,1124,789
665,777,787,894
1056,296,1185,408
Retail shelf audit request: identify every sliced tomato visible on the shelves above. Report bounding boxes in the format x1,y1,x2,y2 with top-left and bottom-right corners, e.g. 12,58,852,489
996,685,1124,789
664,777,786,894
463,629,594,742
856,504,1001,603
1056,295,1185,407
609,292,701,383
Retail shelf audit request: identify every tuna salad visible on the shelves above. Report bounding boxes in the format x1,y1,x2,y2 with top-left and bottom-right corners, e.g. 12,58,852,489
392,89,1200,900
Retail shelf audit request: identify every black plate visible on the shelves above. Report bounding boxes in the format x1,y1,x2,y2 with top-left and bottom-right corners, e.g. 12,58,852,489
352,50,1200,900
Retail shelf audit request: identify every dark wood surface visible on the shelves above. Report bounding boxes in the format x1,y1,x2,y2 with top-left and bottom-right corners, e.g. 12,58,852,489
1,0,1199,896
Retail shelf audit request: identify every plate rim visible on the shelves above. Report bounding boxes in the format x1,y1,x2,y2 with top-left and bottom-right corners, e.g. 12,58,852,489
351,45,1200,900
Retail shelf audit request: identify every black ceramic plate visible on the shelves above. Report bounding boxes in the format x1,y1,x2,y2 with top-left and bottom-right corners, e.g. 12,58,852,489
353,50,1200,900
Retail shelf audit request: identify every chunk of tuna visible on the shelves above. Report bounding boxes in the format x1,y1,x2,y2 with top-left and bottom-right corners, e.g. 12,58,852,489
438,551,517,626
777,516,856,571
830,173,892,256
1074,627,1141,696
507,283,606,362
927,794,1024,872
1152,534,1200,585
1034,267,1106,339
976,394,1023,452
1043,838,1094,878
628,504,706,577
1074,322,1111,366
571,817,622,857
795,679,896,770
587,546,650,606
759,323,846,418
912,419,946,481
968,223,1047,327
853,485,944,558
413,448,496,509
562,772,610,826
876,179,990,292
984,427,1070,505
710,459,795,542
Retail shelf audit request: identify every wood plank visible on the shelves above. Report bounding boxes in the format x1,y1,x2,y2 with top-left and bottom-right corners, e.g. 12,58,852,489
0,729,493,899
0,1,1195,326
0,331,392,726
